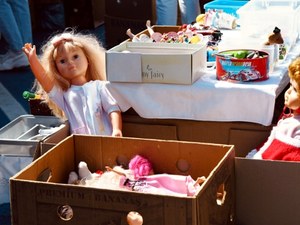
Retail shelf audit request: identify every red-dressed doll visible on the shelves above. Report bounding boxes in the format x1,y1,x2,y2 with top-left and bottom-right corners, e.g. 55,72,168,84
250,57,300,161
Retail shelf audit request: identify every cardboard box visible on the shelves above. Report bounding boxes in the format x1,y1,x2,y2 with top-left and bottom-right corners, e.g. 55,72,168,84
11,135,235,225
235,157,300,225
106,26,207,84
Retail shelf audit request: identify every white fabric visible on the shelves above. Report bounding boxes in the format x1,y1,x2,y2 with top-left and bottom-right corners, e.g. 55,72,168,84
49,80,120,135
107,40,300,126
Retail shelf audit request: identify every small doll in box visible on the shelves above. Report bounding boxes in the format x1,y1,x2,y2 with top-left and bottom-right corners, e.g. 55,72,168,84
69,155,206,197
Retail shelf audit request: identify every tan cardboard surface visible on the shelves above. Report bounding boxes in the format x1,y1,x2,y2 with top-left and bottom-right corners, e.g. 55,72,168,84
11,135,235,225
235,157,300,225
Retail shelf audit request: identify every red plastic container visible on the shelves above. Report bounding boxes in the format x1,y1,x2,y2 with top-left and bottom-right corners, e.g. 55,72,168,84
216,49,269,82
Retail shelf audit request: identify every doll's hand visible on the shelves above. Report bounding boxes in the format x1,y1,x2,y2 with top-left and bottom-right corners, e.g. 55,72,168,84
112,129,122,137
22,43,37,61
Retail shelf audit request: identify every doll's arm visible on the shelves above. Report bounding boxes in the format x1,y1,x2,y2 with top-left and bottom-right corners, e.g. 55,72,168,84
22,43,54,93
109,111,122,137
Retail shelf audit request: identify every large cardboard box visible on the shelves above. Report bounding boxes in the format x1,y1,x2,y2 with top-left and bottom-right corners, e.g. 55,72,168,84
106,26,207,85
235,157,300,225
11,135,235,225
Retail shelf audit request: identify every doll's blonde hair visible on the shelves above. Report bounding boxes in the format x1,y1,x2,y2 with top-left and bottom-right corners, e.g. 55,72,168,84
288,57,300,96
34,29,106,119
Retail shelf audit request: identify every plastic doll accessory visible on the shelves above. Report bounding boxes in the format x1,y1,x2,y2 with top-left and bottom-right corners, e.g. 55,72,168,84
22,91,41,100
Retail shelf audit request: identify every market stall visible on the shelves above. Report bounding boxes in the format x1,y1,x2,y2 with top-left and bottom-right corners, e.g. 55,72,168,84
106,30,300,155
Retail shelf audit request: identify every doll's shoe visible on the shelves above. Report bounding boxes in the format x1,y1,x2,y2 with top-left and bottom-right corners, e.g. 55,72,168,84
0,50,29,71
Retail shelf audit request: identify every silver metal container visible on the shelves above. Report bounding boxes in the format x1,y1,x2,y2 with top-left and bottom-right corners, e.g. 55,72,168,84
0,114,67,157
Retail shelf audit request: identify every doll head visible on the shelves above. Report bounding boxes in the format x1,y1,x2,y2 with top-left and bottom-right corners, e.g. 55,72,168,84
284,57,300,114
288,57,300,93
35,29,106,119
129,155,153,179
40,30,106,91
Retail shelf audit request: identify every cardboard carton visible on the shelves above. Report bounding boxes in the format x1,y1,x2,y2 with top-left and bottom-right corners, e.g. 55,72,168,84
11,135,235,225
106,26,207,85
235,157,300,225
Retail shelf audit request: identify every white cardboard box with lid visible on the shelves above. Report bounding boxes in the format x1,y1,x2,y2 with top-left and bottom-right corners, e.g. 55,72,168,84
106,26,207,85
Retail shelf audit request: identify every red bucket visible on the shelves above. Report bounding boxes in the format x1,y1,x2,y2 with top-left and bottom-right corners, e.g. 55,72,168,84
216,49,269,82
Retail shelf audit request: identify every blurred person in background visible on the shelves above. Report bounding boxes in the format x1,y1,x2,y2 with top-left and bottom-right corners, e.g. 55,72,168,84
0,0,32,71
156,0,200,25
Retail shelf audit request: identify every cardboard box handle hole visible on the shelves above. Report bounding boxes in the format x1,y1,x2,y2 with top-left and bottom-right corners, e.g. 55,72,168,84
37,168,52,182
216,183,226,206
57,205,74,221
176,159,190,172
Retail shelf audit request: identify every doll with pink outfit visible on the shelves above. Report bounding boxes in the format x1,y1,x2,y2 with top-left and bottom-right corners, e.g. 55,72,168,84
68,155,206,197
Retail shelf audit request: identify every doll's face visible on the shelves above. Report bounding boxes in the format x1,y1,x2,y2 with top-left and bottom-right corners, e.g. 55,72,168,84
284,78,300,111
55,45,89,85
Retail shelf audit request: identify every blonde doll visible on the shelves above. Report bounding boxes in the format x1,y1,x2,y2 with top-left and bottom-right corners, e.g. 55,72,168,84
23,30,122,136
249,57,300,161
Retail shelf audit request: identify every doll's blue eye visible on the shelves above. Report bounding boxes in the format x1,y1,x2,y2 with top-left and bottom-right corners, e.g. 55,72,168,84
60,59,66,64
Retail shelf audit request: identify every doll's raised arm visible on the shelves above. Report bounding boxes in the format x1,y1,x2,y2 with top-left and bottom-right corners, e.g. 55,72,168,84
23,43,54,93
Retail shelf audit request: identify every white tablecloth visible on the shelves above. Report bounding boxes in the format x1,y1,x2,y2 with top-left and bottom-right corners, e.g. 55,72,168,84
107,40,300,126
